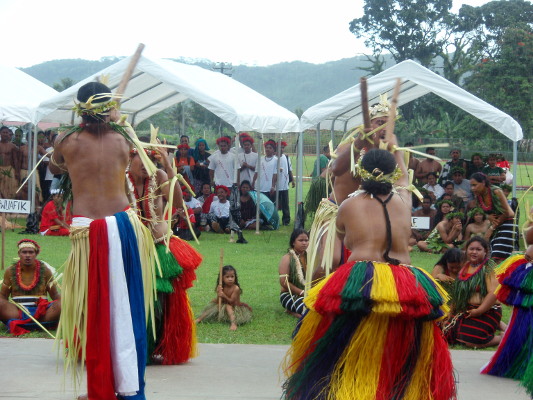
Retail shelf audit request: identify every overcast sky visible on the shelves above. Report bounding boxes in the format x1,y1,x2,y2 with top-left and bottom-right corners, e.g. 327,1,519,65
3,0,492,68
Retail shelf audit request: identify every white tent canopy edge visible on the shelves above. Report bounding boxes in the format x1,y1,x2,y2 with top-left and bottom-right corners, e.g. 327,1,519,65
35,55,300,134
296,60,523,203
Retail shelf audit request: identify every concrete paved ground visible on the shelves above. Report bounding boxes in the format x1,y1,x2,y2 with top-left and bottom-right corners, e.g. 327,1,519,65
0,338,529,399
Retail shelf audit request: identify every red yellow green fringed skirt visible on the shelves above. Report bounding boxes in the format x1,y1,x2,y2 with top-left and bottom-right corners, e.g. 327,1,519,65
482,255,533,395
281,260,456,400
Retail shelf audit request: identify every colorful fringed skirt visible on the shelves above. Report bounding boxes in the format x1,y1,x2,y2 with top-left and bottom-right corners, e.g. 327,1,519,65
148,236,202,365
482,254,533,395
56,210,156,400
282,260,456,400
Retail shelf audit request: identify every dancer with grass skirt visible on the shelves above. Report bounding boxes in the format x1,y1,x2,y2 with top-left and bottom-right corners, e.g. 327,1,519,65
482,205,533,395
282,133,455,400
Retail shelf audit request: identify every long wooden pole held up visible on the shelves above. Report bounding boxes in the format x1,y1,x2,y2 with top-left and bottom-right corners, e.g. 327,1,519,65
385,78,402,142
114,43,145,104
360,77,371,130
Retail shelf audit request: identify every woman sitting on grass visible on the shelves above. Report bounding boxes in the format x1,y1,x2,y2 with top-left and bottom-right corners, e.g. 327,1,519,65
278,228,310,318
195,265,252,331
463,207,491,242
431,247,463,283
443,236,502,348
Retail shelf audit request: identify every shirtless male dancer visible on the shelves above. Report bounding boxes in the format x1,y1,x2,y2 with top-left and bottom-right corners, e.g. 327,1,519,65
50,82,155,400
0,126,20,198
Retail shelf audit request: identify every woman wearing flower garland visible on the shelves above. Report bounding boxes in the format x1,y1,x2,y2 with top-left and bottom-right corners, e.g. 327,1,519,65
470,172,515,261
127,145,202,365
417,208,463,253
278,228,310,318
463,207,491,242
443,236,502,348
282,139,454,399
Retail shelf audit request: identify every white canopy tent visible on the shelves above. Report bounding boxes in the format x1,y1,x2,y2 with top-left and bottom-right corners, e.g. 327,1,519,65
35,55,299,133
296,60,524,203
0,64,58,211
0,64,58,124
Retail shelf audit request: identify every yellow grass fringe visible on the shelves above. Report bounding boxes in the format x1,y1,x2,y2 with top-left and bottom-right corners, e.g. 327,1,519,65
403,322,435,400
370,263,401,316
305,200,339,294
327,313,389,400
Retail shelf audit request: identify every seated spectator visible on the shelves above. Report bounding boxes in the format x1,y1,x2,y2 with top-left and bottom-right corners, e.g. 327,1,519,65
434,199,453,225
176,144,195,185
197,183,216,231
464,207,491,242
239,180,257,230
440,148,468,184
192,139,211,194
0,239,61,335
415,147,442,185
207,185,231,233
466,152,486,178
173,204,200,242
438,181,465,213
417,211,463,253
278,229,309,318
442,237,502,348
422,172,444,202
39,190,72,236
451,167,473,204
482,154,506,186
410,195,437,246
431,247,463,283
496,153,510,172
184,189,202,226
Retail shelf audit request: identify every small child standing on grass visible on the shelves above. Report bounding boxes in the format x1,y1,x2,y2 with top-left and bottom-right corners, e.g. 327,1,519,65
195,265,252,331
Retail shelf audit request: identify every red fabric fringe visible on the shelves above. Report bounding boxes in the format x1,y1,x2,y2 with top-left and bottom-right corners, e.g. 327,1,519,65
314,262,354,314
8,298,52,336
392,265,432,318
169,236,202,289
86,219,116,400
376,318,414,399
431,325,456,400
155,279,195,364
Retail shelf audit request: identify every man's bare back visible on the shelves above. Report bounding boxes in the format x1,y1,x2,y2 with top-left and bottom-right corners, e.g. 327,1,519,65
52,127,130,219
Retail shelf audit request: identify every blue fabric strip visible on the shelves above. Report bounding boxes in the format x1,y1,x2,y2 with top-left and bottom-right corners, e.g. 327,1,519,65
115,211,147,400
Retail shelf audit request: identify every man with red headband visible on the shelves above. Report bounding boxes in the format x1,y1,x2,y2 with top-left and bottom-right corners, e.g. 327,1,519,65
238,135,257,185
278,141,294,225
208,136,235,188
0,239,60,335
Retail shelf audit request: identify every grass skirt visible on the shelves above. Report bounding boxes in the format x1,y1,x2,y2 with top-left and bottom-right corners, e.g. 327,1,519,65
482,255,533,395
148,236,202,365
198,301,252,325
281,260,455,400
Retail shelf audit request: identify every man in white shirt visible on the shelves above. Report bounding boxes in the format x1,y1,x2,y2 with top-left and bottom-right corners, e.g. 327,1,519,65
252,139,277,202
238,136,257,185
278,141,294,225
208,185,231,233
208,136,235,188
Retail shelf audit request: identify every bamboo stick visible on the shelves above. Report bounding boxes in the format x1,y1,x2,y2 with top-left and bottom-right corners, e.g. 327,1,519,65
385,78,402,141
360,77,371,129
114,43,145,104
218,248,224,314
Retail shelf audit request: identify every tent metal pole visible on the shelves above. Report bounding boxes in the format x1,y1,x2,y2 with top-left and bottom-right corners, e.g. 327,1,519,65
314,123,321,177
30,124,38,213
275,136,281,208
512,140,518,198
296,130,303,204
255,135,263,234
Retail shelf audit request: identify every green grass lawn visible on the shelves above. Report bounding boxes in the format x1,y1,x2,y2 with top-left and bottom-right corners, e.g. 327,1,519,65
1,161,531,346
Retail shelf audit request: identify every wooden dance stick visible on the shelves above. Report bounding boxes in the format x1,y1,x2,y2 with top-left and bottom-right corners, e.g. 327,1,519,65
114,43,145,104
218,248,224,314
360,77,371,130
385,78,402,142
